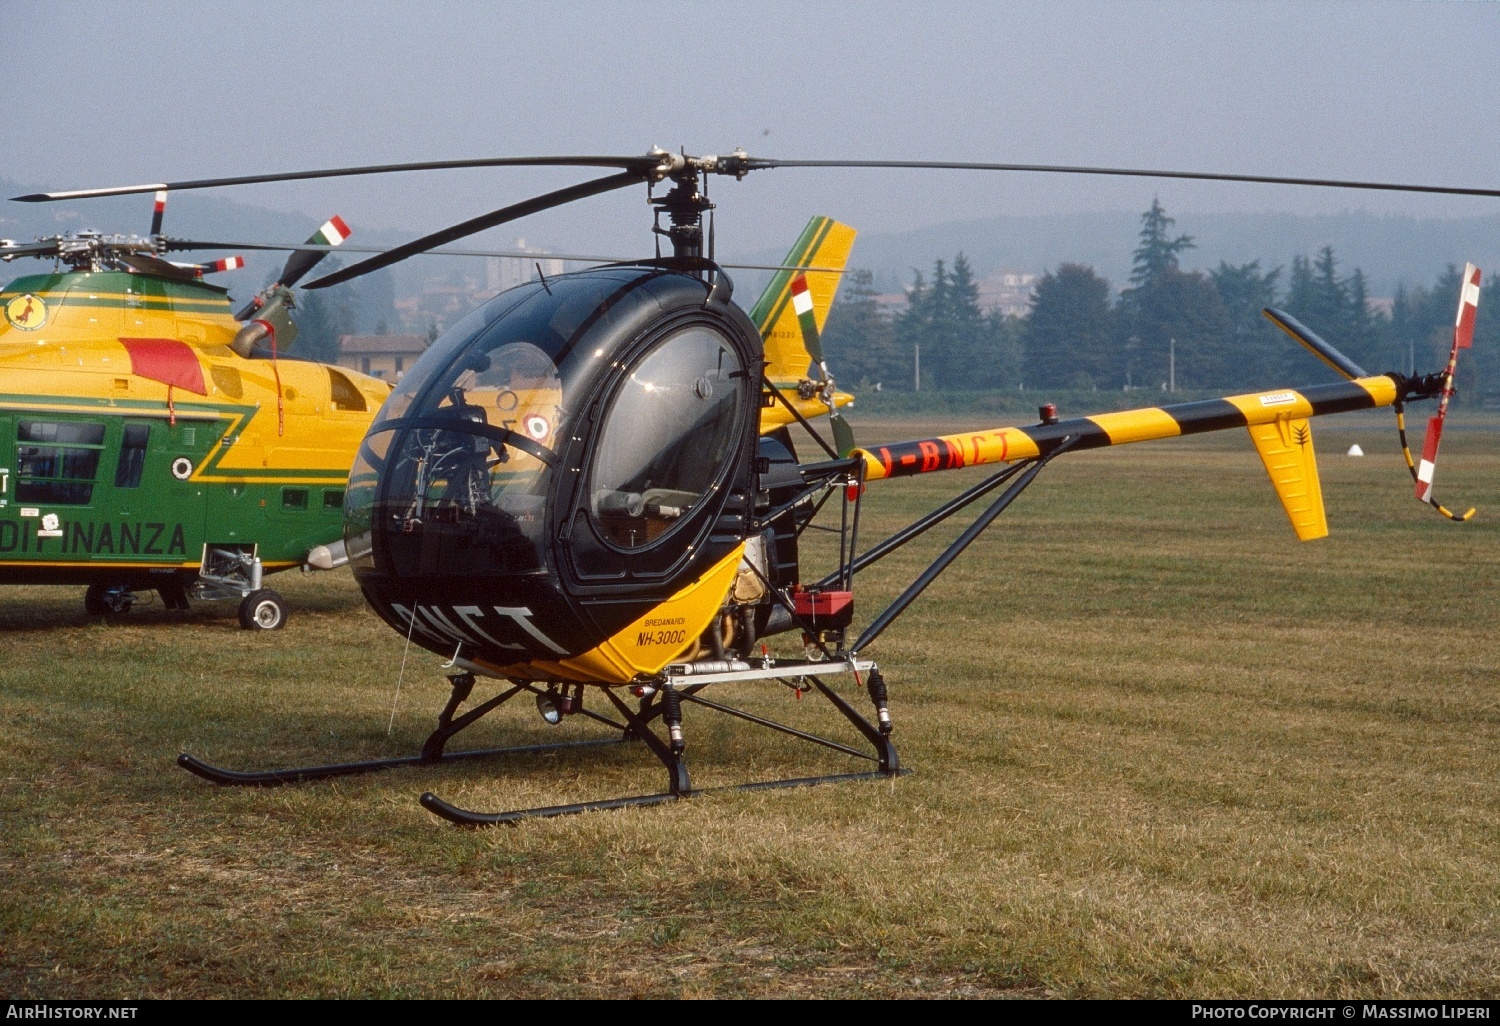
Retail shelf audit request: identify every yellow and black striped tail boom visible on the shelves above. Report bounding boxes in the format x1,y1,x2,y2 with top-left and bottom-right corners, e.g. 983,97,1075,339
855,376,1404,540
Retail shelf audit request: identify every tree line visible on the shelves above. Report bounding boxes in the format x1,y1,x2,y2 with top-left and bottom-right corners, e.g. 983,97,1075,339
821,199,1500,404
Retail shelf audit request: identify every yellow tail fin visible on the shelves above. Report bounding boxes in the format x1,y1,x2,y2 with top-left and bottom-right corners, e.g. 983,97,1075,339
747,216,857,385
1247,416,1328,540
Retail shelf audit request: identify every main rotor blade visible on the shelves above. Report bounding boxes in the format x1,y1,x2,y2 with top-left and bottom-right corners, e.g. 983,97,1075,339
118,252,200,281
1262,308,1369,380
277,216,352,289
745,158,1500,199
165,238,847,273
12,155,663,203
0,240,62,261
303,171,644,289
149,190,166,236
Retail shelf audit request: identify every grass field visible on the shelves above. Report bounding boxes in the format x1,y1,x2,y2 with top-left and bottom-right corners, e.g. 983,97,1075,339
2,411,1497,998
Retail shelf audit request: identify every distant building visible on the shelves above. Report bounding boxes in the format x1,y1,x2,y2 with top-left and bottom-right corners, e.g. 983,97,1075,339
976,269,1040,318
337,334,430,381
485,238,566,296
869,269,1042,320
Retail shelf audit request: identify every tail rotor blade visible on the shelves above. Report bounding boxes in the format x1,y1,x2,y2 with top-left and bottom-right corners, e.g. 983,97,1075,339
150,190,167,236
792,271,858,454
830,409,857,458
1412,263,1481,520
1262,308,1368,380
790,273,826,364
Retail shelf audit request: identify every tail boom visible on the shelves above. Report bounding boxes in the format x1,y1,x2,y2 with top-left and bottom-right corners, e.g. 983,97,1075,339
857,376,1398,481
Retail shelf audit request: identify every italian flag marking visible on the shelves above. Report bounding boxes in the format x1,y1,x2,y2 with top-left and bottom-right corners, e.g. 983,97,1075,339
791,273,819,348
316,215,352,247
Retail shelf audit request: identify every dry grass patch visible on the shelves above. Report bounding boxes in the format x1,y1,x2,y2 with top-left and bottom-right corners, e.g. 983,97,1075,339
2,415,1498,997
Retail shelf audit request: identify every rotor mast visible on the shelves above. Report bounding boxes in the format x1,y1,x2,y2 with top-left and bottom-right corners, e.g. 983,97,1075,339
647,148,750,265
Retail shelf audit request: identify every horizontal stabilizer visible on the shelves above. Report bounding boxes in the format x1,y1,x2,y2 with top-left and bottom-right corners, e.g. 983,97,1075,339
1247,415,1327,540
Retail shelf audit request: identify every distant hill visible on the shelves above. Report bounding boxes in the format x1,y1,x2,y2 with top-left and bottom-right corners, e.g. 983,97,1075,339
744,210,1500,300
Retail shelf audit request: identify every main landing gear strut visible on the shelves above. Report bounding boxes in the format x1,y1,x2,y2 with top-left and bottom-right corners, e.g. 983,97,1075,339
178,657,903,826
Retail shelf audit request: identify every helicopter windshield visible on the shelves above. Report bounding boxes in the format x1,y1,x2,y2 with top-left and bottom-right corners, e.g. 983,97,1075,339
374,340,563,574
346,269,678,576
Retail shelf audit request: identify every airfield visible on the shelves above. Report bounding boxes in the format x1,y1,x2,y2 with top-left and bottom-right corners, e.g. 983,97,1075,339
2,409,1496,998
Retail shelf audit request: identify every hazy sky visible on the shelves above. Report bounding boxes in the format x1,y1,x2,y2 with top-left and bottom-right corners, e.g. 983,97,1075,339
5,0,1498,259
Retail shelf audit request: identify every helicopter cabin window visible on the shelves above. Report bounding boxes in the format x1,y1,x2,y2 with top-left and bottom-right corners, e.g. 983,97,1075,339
16,420,106,505
323,489,345,510
114,424,150,489
589,325,746,550
282,488,309,511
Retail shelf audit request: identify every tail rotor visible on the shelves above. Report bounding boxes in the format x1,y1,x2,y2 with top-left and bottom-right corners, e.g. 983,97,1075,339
1407,263,1480,521
1264,263,1481,524
791,272,856,457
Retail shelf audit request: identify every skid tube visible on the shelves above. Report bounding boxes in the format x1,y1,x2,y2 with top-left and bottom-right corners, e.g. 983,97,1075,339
178,674,630,787
419,657,907,827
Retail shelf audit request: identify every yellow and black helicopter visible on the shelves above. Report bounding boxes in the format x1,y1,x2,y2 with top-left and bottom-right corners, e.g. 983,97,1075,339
20,150,1490,822
0,196,393,628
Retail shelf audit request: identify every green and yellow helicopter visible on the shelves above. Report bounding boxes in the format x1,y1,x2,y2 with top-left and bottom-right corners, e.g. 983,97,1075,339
18,151,1490,823
0,200,391,628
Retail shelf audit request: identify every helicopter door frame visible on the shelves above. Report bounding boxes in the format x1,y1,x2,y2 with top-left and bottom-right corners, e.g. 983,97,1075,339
561,307,760,587
0,413,12,562
0,411,10,513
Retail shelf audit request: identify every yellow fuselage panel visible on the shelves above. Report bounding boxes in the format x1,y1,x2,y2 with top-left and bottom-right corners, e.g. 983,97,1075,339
0,337,389,481
472,544,746,685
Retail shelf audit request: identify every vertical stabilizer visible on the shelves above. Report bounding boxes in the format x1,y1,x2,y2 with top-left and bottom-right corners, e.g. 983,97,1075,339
748,216,857,384
1247,416,1327,540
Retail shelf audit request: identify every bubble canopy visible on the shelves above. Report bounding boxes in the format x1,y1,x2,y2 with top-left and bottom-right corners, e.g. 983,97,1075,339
344,265,761,659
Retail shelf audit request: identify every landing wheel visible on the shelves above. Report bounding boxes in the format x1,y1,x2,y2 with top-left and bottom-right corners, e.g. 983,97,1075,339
84,584,134,617
238,589,288,631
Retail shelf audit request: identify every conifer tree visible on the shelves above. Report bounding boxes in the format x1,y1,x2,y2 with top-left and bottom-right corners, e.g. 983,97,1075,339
821,269,900,390
1023,263,1115,389
894,269,930,390
1128,197,1195,290
1209,261,1282,388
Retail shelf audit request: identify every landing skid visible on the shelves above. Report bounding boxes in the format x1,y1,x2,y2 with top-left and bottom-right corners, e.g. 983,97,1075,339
178,658,904,825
